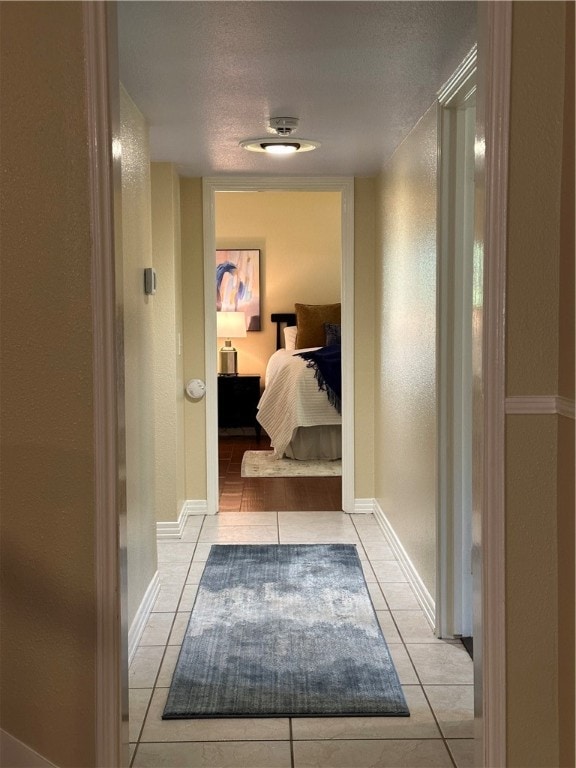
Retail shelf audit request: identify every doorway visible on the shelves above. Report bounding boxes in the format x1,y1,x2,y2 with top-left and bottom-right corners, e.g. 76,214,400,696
89,4,512,764
214,189,343,513
202,177,356,516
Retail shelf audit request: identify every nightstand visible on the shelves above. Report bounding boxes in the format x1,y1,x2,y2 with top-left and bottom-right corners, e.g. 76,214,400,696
217,374,262,438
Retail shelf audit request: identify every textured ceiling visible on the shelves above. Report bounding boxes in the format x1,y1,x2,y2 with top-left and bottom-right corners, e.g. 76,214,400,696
118,1,476,177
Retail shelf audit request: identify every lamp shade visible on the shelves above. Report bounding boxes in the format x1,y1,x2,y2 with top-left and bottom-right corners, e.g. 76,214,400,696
217,311,247,339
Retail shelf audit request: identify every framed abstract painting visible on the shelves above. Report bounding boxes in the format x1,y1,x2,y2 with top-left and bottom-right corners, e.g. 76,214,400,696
216,249,261,331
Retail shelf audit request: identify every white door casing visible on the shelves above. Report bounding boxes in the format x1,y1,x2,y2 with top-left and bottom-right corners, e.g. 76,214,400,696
436,46,476,640
473,2,511,766
202,177,355,515
84,2,129,766
84,4,511,764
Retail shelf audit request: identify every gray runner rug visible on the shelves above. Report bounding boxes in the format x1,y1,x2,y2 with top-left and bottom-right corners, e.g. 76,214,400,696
163,544,409,719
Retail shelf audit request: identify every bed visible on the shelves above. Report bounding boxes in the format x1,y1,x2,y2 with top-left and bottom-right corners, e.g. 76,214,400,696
256,306,342,460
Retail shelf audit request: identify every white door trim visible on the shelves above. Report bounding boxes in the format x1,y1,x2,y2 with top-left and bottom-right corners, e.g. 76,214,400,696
87,5,513,764
436,45,477,640
479,2,512,766
202,177,355,515
84,2,127,766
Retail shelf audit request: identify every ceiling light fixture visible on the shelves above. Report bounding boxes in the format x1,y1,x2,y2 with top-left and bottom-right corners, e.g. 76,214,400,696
259,142,300,155
240,117,320,155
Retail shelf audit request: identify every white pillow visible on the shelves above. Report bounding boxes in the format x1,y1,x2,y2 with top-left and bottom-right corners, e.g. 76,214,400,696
283,326,298,350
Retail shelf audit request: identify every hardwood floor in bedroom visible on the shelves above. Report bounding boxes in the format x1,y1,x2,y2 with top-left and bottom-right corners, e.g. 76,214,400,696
218,434,342,512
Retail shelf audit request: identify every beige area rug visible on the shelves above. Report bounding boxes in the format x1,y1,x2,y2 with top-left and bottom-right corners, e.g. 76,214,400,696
241,450,342,478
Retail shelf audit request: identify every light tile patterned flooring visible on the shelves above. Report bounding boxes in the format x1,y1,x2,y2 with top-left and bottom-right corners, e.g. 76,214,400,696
129,512,475,768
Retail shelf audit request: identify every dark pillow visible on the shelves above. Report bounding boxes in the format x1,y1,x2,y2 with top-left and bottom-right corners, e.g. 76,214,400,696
295,303,341,348
324,322,341,346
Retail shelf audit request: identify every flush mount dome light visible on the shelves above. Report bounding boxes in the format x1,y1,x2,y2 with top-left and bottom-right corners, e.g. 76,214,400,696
240,139,319,154
260,142,300,155
240,117,320,155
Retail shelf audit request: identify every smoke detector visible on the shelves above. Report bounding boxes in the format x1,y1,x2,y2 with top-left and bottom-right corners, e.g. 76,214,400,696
268,117,300,136
240,116,320,155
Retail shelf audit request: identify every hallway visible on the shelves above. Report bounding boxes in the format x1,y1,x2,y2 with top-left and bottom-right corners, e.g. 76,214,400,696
129,512,474,767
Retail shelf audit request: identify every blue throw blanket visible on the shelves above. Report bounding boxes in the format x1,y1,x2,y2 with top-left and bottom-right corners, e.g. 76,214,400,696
297,345,341,414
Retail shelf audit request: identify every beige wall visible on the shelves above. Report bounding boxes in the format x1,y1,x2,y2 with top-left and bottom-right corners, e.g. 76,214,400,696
354,179,376,499
181,178,207,501
557,6,574,763
374,104,439,597
151,163,186,523
506,8,564,396
214,191,341,382
557,1,574,404
505,2,574,765
120,86,158,625
557,411,575,768
505,415,560,763
0,3,97,765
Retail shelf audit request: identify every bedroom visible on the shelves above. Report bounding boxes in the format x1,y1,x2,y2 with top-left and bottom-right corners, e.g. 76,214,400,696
214,189,344,512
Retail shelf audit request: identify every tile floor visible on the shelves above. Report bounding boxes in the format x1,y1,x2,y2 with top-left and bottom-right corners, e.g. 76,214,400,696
129,511,475,768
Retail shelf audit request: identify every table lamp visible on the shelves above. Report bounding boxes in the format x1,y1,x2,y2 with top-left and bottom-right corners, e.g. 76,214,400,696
217,311,247,375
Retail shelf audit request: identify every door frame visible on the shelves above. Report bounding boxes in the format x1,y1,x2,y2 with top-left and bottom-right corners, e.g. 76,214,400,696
84,2,128,767
474,3,511,766
88,1,512,764
436,46,477,640
202,177,355,515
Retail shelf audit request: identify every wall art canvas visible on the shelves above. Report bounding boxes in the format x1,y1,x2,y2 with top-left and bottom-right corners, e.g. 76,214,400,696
216,249,261,331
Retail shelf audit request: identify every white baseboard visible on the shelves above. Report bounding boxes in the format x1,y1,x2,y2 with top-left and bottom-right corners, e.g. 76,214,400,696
353,498,376,514
185,499,210,516
128,571,160,665
156,500,209,539
156,501,188,539
0,729,57,768
373,500,436,628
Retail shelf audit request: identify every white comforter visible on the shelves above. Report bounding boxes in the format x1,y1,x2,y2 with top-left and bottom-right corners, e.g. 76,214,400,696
256,348,341,458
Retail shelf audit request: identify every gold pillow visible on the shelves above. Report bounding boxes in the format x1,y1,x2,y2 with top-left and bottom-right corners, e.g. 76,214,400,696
295,303,341,349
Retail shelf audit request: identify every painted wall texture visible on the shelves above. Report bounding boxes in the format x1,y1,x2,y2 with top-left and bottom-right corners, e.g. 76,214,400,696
374,103,439,598
0,3,97,765
556,5,575,762
180,178,207,501
120,86,158,627
150,163,186,523
505,3,574,765
353,178,376,499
